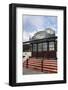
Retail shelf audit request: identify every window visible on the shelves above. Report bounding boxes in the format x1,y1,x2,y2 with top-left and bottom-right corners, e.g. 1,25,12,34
43,42,47,51
49,42,54,51
38,43,42,52
29,44,32,52
33,44,37,52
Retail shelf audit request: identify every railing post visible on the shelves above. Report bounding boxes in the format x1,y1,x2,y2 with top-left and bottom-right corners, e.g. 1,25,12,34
41,59,43,72
26,59,28,68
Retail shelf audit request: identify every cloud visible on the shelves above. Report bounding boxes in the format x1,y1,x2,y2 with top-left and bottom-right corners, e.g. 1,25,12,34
23,31,29,42
23,30,37,42
23,15,57,41
29,16,44,30
23,15,45,30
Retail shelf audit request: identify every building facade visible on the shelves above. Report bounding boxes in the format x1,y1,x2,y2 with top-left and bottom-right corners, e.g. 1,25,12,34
23,28,57,59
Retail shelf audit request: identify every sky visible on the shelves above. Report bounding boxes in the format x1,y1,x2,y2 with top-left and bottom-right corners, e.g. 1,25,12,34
23,15,57,42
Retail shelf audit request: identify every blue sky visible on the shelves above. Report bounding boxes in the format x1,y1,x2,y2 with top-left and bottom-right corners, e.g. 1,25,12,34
23,15,57,41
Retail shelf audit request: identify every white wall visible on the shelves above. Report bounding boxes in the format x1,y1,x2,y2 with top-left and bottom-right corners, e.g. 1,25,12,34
0,0,68,89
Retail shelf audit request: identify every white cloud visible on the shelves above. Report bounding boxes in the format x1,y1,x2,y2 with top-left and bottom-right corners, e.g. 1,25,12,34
29,30,37,37
23,31,29,42
23,30,37,42
23,15,57,42
30,16,44,29
24,16,45,30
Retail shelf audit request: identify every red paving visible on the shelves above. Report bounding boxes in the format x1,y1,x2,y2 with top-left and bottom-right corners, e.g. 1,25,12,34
23,58,57,73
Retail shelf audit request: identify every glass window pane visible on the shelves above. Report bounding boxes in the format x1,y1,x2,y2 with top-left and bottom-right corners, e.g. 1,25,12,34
49,42,54,51
49,47,54,50
43,42,47,51
33,44,37,52
30,44,32,52
38,43,42,52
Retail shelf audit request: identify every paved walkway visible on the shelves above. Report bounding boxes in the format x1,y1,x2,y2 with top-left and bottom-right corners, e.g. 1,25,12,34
23,58,57,75
23,68,46,75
